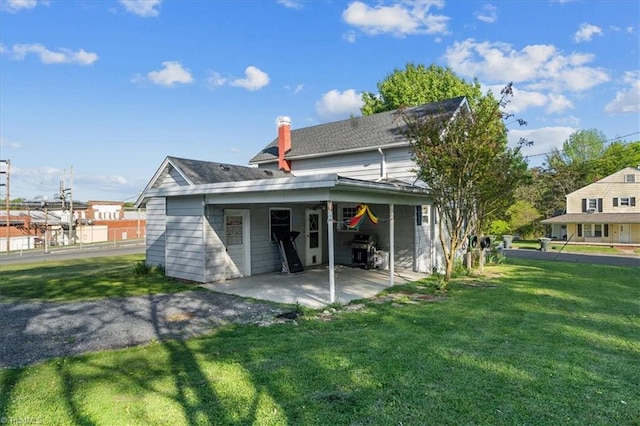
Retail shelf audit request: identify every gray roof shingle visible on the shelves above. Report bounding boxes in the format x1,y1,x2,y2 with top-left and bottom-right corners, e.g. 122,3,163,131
168,156,289,184
250,96,466,164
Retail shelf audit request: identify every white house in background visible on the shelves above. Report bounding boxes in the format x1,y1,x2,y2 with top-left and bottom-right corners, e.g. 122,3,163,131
136,97,468,301
541,167,640,244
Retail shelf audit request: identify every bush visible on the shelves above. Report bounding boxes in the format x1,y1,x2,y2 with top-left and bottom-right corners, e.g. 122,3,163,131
133,260,152,277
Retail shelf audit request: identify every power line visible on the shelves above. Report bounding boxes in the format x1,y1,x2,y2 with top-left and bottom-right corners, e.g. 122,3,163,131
521,131,640,160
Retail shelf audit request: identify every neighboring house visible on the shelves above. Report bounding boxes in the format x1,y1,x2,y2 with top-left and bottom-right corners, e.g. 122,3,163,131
541,167,640,244
136,97,468,298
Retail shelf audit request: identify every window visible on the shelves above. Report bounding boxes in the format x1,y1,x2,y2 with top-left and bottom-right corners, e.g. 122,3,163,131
581,223,608,238
416,205,430,226
226,215,243,246
584,224,593,237
594,224,602,237
582,198,602,213
624,174,635,183
270,208,291,242
338,204,359,231
614,197,636,207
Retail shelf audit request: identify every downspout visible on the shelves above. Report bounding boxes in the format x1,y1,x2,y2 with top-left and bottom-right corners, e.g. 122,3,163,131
378,148,386,181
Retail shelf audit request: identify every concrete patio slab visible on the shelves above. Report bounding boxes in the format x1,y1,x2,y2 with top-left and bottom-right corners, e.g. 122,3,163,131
201,265,428,309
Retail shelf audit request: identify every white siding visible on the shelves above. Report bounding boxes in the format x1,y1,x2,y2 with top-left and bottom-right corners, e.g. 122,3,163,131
290,147,418,183
204,208,227,282
145,197,166,267
167,196,204,216
158,167,190,188
166,216,205,283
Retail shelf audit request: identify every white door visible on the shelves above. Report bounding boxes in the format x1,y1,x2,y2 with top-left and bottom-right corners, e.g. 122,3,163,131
305,209,322,266
619,224,630,243
224,209,251,277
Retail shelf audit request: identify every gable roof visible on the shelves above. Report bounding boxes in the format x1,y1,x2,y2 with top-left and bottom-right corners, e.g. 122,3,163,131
135,156,290,207
167,156,288,184
249,96,467,164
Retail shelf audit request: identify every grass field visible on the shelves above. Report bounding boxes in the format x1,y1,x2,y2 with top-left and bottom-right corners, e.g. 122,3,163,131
1,257,638,425
0,254,197,301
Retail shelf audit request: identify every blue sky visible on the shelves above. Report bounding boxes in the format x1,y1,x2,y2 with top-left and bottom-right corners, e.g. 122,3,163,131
1,0,638,202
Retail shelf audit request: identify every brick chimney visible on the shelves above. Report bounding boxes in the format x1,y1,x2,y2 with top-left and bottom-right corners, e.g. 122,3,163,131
277,116,292,172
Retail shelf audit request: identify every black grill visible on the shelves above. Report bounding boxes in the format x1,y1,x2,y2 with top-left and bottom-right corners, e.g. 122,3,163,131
350,234,376,269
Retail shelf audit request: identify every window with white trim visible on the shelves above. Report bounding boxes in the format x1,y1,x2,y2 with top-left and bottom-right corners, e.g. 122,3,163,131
270,208,291,242
624,174,635,183
580,223,609,238
338,204,359,231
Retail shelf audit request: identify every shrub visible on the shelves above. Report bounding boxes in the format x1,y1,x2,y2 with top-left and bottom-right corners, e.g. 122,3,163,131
133,260,152,277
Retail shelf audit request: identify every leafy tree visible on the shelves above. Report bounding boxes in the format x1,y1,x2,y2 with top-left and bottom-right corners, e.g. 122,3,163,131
561,128,606,165
506,200,542,239
399,84,528,283
593,140,640,177
361,63,483,115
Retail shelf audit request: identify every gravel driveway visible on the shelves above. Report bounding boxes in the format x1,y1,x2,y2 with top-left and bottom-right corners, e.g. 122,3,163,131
0,290,285,368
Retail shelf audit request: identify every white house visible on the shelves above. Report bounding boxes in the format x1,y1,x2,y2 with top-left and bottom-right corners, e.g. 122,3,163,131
136,97,468,300
541,167,640,244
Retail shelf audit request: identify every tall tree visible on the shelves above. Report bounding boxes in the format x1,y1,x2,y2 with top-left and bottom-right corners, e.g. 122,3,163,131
361,63,483,116
561,128,606,165
593,140,640,177
399,84,528,282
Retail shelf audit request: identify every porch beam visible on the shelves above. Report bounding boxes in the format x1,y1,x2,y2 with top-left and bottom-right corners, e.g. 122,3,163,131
389,203,394,286
327,201,336,303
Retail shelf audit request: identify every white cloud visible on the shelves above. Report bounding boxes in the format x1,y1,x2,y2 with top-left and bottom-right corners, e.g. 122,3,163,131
1,0,39,13
508,126,576,165
484,84,573,115
342,0,449,37
343,30,357,43
444,38,609,93
604,71,640,114
206,71,227,88
229,66,270,91
574,23,603,42
277,0,303,9
475,4,497,24
285,84,304,94
119,0,161,17
3,43,98,65
315,89,364,120
0,137,22,149
146,61,193,87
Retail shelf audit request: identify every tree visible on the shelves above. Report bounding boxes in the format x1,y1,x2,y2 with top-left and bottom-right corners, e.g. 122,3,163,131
562,129,606,165
361,63,483,116
399,84,528,283
593,140,640,177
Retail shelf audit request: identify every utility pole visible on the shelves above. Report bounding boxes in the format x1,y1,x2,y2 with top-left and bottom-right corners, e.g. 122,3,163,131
60,166,74,245
0,159,9,253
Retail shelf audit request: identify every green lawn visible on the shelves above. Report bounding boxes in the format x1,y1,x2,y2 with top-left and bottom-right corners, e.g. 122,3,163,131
511,240,640,255
1,258,638,425
0,254,197,302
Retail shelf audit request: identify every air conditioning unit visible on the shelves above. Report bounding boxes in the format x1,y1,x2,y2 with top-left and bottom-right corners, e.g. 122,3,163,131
587,208,596,213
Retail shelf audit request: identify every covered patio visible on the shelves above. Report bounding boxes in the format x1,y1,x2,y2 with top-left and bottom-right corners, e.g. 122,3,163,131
201,265,427,308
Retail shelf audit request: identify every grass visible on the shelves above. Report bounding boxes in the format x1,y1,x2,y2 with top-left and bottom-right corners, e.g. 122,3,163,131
0,254,197,302
1,258,639,425
511,240,640,255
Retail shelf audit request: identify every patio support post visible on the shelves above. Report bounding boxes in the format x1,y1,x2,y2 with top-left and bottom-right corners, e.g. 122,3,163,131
389,204,394,286
327,201,336,303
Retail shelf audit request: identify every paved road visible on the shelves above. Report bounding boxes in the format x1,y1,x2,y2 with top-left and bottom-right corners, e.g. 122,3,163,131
0,241,145,266
503,248,640,268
